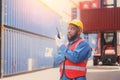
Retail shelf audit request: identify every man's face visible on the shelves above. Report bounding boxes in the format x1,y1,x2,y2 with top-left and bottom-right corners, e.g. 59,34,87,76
67,24,81,42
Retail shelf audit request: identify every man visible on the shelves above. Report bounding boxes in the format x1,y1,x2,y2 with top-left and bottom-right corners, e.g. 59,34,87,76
55,19,91,80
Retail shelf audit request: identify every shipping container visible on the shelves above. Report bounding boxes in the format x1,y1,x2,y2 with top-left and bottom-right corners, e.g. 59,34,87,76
80,8,120,33
3,27,57,75
83,33,98,58
0,0,63,76
4,0,61,38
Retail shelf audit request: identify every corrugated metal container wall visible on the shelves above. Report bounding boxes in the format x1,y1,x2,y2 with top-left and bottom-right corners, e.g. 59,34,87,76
4,0,60,38
84,34,97,58
4,27,57,75
80,8,120,32
3,0,60,75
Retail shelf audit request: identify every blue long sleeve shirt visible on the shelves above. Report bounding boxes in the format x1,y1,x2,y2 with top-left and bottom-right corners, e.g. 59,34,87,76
61,39,91,80
65,40,91,63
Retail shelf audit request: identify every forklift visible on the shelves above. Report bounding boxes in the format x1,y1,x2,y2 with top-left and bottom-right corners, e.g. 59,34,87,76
93,32,118,65
80,0,120,65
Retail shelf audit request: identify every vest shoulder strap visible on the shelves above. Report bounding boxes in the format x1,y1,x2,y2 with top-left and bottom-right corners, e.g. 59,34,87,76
65,38,84,50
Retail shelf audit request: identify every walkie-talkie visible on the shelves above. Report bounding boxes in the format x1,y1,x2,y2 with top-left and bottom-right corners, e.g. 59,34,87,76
56,27,61,39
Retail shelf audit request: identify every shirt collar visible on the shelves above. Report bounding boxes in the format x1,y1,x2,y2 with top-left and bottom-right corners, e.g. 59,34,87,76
69,37,81,45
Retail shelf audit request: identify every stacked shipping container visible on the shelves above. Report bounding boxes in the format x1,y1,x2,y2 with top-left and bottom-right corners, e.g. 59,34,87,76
4,0,61,37
1,0,61,76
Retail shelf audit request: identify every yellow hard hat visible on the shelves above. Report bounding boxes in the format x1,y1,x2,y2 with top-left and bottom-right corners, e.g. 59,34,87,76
68,19,83,32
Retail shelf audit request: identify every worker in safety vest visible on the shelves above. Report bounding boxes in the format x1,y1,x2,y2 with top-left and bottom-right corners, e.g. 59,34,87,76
54,19,91,80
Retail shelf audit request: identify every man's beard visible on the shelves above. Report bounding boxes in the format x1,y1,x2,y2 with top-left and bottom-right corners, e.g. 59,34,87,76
67,33,78,42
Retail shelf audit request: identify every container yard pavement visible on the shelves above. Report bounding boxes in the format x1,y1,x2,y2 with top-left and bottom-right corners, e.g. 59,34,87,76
4,68,60,80
4,60,93,80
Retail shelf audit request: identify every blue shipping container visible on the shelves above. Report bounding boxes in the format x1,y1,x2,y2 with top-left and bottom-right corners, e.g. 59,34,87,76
4,27,57,75
4,0,61,38
2,0,61,76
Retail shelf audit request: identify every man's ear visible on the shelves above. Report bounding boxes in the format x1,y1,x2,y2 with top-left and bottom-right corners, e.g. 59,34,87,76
77,28,81,35
77,31,80,36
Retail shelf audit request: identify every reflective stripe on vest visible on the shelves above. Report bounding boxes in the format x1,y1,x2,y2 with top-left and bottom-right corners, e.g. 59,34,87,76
61,65,86,71
60,59,87,70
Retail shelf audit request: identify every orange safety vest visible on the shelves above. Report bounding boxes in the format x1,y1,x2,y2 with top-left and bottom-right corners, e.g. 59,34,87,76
60,38,87,79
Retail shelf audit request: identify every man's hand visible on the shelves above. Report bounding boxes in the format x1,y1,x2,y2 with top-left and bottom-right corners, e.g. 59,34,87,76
55,32,65,47
54,45,67,65
58,44,67,52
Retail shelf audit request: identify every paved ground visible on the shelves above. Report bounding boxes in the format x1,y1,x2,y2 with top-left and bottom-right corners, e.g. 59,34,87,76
3,60,120,80
4,68,60,80
87,71,120,80
2,60,93,80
